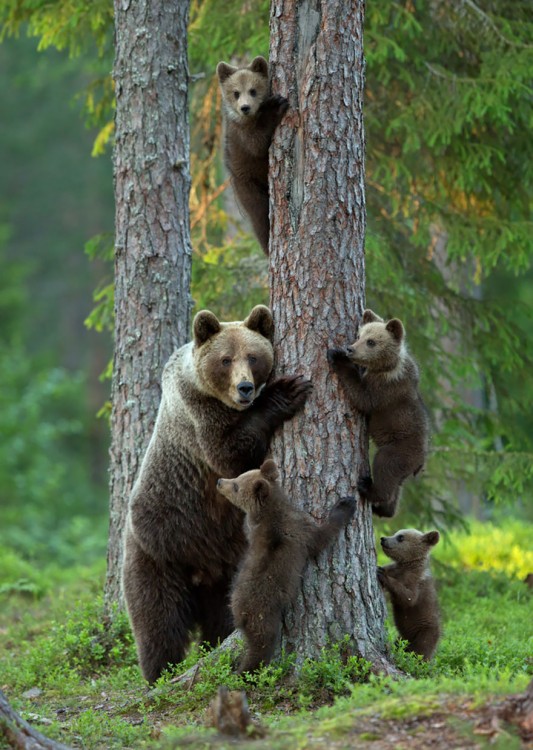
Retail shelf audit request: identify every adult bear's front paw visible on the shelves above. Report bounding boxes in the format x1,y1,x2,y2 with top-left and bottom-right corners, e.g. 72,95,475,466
264,374,313,417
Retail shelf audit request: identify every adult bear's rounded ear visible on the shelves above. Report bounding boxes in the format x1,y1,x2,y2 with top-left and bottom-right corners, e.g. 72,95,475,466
248,56,268,77
362,309,383,325
385,318,405,342
193,310,221,346
244,305,274,341
423,530,440,547
260,459,279,481
216,61,237,83
252,478,270,504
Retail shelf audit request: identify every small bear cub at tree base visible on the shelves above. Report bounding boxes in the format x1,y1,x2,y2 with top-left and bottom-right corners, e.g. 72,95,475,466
327,309,429,518
217,460,355,674
378,529,441,660
217,56,288,255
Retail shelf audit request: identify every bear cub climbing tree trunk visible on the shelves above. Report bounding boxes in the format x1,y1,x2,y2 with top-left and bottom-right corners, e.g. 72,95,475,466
268,0,392,670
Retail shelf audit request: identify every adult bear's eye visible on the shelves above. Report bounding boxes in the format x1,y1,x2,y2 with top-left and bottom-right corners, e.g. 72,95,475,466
367,339,376,347
222,358,232,366
248,355,257,365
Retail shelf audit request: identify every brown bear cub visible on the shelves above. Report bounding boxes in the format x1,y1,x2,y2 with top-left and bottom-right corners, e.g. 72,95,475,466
217,460,355,673
122,306,312,683
217,56,288,255
378,529,441,660
327,309,429,518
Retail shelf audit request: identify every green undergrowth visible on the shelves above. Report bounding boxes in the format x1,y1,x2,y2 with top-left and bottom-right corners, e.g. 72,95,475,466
0,518,531,749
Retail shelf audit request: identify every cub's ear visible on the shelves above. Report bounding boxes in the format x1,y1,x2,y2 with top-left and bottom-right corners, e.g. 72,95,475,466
252,478,270,504
248,56,269,77
423,530,440,547
193,310,221,346
244,305,274,341
362,309,383,324
260,459,279,481
216,61,237,83
385,318,404,342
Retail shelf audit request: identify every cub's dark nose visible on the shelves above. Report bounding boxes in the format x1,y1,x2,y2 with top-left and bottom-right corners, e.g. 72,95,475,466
237,381,254,399
216,479,222,488
240,104,251,114
347,346,354,354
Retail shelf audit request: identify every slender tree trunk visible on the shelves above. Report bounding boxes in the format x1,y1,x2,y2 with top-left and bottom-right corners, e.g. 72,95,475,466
105,0,193,610
269,0,392,669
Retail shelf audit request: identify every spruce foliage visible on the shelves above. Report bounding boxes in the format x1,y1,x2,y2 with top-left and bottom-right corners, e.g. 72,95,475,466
2,0,532,523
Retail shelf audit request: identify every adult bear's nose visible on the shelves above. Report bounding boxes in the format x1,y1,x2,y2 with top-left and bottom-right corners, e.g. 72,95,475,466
237,381,254,399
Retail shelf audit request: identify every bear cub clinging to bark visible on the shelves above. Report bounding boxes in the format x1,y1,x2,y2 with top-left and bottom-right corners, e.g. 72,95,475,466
378,529,441,660
217,460,356,673
122,305,312,683
217,56,288,255
327,309,429,518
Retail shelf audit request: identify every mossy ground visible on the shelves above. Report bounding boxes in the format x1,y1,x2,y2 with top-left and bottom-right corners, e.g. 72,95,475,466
0,518,531,749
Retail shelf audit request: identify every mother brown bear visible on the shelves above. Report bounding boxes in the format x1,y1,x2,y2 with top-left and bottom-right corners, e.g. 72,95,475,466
122,305,311,683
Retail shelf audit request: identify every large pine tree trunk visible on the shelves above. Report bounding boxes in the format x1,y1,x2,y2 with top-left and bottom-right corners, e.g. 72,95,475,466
269,0,391,669
105,0,192,610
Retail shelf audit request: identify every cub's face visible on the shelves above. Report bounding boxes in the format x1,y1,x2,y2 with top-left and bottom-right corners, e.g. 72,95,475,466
193,305,274,411
217,56,269,120
217,460,279,513
346,309,405,371
381,528,439,563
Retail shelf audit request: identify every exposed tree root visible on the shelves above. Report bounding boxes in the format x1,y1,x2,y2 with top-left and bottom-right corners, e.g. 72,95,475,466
165,629,402,689
0,690,72,750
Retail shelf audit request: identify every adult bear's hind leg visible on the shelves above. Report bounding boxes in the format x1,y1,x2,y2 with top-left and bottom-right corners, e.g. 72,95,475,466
123,544,194,683
195,575,235,649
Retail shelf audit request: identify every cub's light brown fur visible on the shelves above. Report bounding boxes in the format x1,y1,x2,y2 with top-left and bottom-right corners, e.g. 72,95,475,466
327,309,429,518
217,460,355,673
122,306,312,683
217,56,288,254
378,528,441,660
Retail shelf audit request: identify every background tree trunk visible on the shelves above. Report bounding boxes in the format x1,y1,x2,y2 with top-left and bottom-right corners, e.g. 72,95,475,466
269,0,391,669
105,0,193,610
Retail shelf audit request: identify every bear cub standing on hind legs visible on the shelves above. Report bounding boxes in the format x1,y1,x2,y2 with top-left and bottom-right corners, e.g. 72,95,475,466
378,529,441,660
327,309,429,518
217,56,288,255
217,460,356,674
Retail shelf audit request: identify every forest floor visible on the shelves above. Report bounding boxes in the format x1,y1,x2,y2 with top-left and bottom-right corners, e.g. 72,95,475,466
1,517,532,749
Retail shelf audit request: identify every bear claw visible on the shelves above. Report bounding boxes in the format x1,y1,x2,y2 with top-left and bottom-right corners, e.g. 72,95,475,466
357,475,373,496
331,495,357,524
327,347,349,365
264,374,313,416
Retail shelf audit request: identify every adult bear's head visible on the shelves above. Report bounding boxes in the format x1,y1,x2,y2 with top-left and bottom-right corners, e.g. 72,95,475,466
192,305,274,410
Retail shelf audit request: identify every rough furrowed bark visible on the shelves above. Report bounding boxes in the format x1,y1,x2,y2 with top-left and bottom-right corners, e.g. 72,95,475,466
106,0,193,611
269,0,393,671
